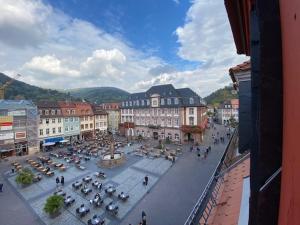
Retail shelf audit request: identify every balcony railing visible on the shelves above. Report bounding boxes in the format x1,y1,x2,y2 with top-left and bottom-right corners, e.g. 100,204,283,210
184,129,240,225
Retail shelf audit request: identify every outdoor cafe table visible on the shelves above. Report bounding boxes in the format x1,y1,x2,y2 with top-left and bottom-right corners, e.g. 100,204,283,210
107,202,118,211
73,181,82,188
90,216,102,225
79,206,87,214
64,197,74,205
106,187,115,194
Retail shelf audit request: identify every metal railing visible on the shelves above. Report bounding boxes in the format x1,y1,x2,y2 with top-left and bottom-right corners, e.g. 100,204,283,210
184,128,239,225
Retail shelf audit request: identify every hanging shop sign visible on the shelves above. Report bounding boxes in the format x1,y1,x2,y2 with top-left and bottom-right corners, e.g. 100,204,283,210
0,132,14,140
0,116,13,130
15,131,26,139
8,110,26,116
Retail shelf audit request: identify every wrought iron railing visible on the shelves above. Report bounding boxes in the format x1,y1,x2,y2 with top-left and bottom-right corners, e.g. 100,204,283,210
184,128,239,225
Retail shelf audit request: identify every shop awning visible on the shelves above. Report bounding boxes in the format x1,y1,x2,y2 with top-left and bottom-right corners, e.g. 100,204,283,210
43,142,55,147
44,137,63,143
0,149,13,153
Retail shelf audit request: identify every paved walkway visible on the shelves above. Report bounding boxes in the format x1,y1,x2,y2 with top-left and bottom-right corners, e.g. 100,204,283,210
0,163,43,225
121,124,229,225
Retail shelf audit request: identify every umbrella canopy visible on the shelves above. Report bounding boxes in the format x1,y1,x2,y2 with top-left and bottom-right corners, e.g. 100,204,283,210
43,142,55,147
59,140,69,143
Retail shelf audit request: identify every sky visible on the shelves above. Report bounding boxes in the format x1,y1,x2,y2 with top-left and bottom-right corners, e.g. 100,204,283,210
0,0,248,97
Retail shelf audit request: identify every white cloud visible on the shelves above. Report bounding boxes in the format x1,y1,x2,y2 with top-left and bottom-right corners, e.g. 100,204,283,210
0,0,248,98
24,55,80,77
0,0,51,47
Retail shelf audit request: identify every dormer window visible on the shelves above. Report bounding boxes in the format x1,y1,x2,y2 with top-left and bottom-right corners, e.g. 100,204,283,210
167,98,171,105
174,98,179,104
161,98,165,105
129,101,132,106
189,97,194,104
147,100,150,105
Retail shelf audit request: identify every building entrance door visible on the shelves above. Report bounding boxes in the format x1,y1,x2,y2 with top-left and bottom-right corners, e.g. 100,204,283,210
153,132,158,139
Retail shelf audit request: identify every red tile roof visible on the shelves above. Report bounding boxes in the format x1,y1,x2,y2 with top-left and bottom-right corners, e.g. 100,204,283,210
229,61,251,74
200,157,250,225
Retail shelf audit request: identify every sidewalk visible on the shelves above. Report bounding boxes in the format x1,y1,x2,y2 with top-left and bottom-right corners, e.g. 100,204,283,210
120,124,229,225
0,162,43,225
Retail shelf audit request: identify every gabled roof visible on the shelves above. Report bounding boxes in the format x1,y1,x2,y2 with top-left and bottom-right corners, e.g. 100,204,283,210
0,100,36,109
37,101,60,108
146,84,178,97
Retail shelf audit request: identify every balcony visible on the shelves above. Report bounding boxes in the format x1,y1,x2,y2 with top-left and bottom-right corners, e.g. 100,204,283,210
181,125,203,133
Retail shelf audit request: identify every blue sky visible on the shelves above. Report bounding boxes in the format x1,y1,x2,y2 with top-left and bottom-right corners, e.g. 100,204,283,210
0,0,247,96
46,0,197,70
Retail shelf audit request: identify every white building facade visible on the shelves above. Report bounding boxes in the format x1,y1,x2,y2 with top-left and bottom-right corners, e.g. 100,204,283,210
120,84,208,143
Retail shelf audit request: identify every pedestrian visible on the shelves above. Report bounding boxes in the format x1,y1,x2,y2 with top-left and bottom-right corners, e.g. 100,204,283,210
196,147,200,152
197,152,201,159
56,177,60,187
144,175,149,186
190,146,193,152
11,167,15,174
142,211,147,225
0,183,3,192
60,176,64,186
42,161,45,166
172,156,175,164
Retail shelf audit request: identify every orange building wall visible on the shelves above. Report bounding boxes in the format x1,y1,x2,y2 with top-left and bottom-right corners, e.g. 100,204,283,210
278,1,300,225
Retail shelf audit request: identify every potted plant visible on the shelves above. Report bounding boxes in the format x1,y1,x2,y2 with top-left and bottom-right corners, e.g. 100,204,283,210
15,168,34,187
44,195,64,218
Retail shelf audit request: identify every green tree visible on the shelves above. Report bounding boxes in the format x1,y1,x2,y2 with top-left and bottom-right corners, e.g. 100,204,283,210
15,168,34,186
44,195,64,215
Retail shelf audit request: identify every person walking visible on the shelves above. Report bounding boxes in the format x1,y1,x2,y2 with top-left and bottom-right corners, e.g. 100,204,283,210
144,175,149,186
56,177,60,187
197,151,201,160
142,211,147,225
60,176,64,186
190,146,193,152
0,183,3,192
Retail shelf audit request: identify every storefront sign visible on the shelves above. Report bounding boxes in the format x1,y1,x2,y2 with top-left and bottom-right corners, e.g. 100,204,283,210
0,132,14,140
0,116,13,131
15,131,26,139
8,110,26,116
4,139,14,144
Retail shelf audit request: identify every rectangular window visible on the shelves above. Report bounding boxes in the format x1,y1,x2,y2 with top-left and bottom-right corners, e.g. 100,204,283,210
39,129,43,135
174,108,179,115
57,109,61,115
58,118,61,123
45,110,49,115
67,110,71,115
81,124,84,129
51,110,55,115
39,119,42,124
189,117,194,126
46,128,49,134
70,117,73,122
85,124,88,129
161,98,165,105
175,118,179,126
65,118,68,122
167,98,171,105
52,128,56,134
65,127,69,132
52,118,55,123
90,123,93,128
147,100,150,105
174,98,179,104
70,126,74,131
46,118,49,124
39,110,43,115
58,127,61,133
189,108,194,115
189,98,194,104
